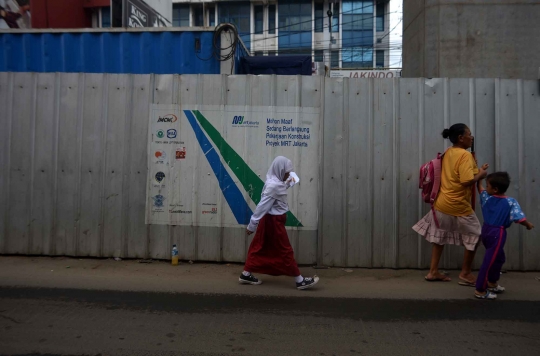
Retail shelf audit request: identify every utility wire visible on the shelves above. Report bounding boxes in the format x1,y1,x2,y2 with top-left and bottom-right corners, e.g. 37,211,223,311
378,16,402,42
244,11,402,46
198,3,404,71
232,7,402,45
195,23,241,75
238,1,387,37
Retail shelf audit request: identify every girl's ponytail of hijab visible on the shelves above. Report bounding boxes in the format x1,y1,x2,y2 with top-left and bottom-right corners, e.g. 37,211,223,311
441,123,467,144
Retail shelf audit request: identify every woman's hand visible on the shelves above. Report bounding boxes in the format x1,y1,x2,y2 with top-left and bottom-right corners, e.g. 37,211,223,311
462,163,489,187
246,229,254,235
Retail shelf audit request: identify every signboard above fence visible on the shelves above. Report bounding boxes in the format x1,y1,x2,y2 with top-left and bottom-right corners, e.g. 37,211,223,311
330,70,402,78
120,0,169,27
146,104,320,230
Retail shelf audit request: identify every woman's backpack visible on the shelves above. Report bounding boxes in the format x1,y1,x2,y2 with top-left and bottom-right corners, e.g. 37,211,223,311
419,151,446,227
419,152,444,204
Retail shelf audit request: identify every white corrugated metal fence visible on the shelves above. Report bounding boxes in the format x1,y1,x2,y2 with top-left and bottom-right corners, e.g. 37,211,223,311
1,73,538,270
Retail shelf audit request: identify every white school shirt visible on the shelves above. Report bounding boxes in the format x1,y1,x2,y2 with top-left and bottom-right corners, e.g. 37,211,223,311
247,193,289,232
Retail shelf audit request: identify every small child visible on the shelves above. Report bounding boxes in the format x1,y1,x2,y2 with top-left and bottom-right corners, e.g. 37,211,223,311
474,172,534,300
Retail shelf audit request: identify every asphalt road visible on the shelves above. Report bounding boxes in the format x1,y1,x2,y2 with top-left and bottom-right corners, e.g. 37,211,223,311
1,287,539,356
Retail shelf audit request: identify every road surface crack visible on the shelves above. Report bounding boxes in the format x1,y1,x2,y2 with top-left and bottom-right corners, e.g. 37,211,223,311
0,313,21,324
481,330,536,340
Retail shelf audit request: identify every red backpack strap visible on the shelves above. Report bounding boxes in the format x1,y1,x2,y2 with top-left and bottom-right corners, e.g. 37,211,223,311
431,205,440,229
430,149,449,228
430,157,442,203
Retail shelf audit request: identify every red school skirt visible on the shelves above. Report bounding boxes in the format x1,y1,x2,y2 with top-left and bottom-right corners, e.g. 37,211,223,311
244,214,301,277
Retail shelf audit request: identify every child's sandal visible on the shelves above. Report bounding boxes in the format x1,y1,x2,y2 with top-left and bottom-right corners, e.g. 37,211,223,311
474,291,497,300
487,285,505,293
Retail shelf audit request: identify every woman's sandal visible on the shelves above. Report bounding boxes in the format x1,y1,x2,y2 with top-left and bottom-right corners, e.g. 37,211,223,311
425,275,451,282
474,291,497,300
458,276,476,287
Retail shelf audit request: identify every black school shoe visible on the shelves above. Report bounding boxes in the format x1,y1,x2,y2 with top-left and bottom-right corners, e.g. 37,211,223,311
296,276,319,290
239,273,262,285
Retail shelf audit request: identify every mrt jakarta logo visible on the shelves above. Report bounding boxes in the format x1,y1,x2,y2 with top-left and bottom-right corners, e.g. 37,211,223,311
231,115,259,127
232,115,244,125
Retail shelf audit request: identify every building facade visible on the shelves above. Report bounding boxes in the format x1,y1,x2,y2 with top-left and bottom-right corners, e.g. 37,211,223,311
403,0,540,79
10,0,172,29
172,0,391,69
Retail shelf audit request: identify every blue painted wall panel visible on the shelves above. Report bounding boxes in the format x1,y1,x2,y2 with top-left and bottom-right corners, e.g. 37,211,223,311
0,31,220,74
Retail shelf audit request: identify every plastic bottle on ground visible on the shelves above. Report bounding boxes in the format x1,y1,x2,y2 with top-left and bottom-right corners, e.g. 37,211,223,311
172,244,179,266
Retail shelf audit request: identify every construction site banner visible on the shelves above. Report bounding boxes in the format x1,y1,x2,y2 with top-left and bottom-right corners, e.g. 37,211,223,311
146,104,321,230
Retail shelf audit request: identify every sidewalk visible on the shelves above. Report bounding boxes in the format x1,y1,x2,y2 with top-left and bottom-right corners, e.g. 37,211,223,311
1,256,539,300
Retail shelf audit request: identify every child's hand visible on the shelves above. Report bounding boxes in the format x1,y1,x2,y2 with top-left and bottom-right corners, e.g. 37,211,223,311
525,222,534,230
246,229,254,235
477,163,489,179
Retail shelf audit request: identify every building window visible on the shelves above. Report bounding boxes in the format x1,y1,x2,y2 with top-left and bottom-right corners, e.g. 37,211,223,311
376,2,385,32
111,0,122,27
208,6,216,26
254,51,264,56
315,1,324,33
376,50,384,67
331,50,339,68
279,1,312,32
193,4,204,27
342,48,373,68
342,1,374,31
314,50,324,62
101,7,111,28
278,0,312,52
330,2,339,33
173,4,190,27
254,5,263,34
219,1,251,48
268,5,276,34
342,1,374,67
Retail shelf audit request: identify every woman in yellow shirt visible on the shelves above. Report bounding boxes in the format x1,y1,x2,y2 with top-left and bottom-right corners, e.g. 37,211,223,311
413,124,489,285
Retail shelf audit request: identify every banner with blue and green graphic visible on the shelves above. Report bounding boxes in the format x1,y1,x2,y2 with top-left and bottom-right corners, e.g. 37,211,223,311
146,104,320,230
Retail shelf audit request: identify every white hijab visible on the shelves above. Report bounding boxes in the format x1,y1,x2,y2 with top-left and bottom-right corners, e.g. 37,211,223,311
262,156,293,203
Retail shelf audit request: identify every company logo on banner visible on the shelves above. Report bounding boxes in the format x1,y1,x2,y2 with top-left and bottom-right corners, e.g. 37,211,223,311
154,150,167,162
152,195,165,210
146,104,320,229
232,116,244,125
231,115,259,127
158,114,178,123
175,147,186,160
155,171,165,183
